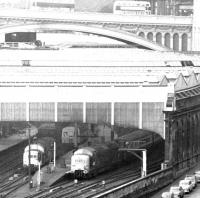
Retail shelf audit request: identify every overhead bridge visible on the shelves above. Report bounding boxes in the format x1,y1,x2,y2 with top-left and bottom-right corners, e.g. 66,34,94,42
0,8,193,51
0,23,168,51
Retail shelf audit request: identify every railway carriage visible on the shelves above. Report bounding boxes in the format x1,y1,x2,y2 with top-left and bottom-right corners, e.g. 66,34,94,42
23,137,55,172
62,125,88,145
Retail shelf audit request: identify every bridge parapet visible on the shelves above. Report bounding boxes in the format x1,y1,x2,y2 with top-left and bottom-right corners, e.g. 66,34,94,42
0,9,192,27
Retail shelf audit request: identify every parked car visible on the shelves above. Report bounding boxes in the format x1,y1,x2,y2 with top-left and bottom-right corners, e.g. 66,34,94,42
169,186,184,198
161,191,174,198
179,179,193,193
194,171,200,183
185,175,197,188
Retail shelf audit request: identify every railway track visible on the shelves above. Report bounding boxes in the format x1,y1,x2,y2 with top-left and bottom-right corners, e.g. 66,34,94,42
0,140,27,181
27,172,140,198
23,165,137,198
0,173,28,198
0,138,29,197
35,170,140,198
25,160,162,198
1,139,163,198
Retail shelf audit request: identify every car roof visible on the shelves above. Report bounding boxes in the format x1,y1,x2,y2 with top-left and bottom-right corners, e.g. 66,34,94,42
180,180,190,183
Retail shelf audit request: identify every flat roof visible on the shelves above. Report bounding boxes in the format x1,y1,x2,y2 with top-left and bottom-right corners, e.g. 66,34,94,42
0,48,198,67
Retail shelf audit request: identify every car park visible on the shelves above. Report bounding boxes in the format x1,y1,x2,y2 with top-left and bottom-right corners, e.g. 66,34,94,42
185,175,197,188
179,179,193,193
169,186,184,198
194,171,200,183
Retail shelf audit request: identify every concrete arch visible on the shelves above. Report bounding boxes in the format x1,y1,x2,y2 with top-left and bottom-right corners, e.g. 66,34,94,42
164,33,171,48
156,32,162,44
147,32,153,41
173,33,179,51
138,32,145,38
182,33,188,51
0,23,168,51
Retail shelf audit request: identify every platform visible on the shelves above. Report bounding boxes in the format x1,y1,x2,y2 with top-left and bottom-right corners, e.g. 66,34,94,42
32,165,67,187
11,165,68,198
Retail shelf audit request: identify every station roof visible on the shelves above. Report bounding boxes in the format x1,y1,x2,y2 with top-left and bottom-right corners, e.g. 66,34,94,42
0,48,199,89
0,48,198,67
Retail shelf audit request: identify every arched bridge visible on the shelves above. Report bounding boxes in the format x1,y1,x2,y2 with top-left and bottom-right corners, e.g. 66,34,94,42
0,8,192,51
0,23,168,51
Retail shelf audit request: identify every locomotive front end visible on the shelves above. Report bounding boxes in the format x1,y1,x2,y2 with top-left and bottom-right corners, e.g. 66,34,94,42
23,150,39,166
23,144,44,172
23,149,40,173
71,154,90,178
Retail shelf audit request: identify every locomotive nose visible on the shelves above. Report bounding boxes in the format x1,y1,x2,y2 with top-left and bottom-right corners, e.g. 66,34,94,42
74,170,84,178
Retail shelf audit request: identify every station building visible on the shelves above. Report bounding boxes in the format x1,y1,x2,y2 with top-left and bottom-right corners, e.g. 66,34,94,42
0,19,200,172
0,48,199,139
